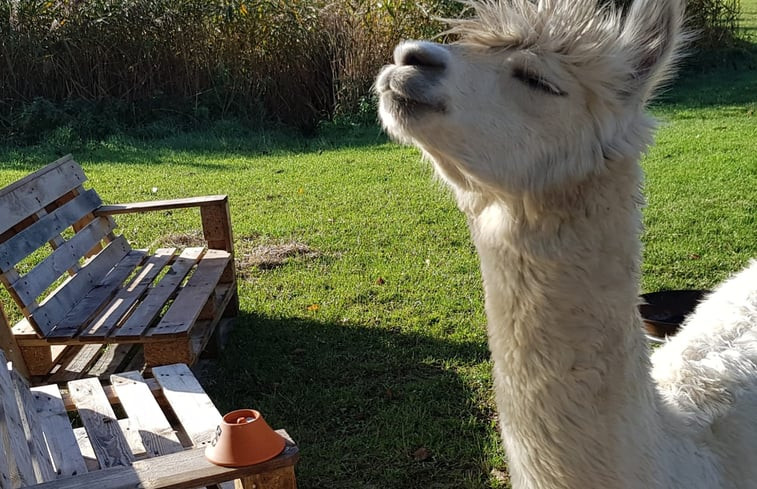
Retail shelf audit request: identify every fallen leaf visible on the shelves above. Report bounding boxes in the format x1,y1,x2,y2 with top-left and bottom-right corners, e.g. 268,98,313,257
412,447,432,461
376,277,385,285
491,468,509,483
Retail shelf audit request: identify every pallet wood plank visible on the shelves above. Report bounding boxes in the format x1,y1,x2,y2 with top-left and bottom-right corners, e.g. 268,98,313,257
81,248,176,339
73,407,146,464
0,351,37,487
10,369,57,483
94,195,228,215
0,189,103,274
115,247,204,339
29,384,89,479
47,246,146,339
151,363,222,447
149,250,231,337
118,418,148,460
30,236,132,335
47,344,103,383
0,155,84,236
0,357,13,489
87,344,137,378
0,302,29,380
67,377,135,468
111,371,184,457
9,214,115,306
72,427,100,472
199,198,233,253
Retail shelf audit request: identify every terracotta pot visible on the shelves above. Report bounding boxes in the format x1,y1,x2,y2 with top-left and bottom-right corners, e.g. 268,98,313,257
205,409,286,467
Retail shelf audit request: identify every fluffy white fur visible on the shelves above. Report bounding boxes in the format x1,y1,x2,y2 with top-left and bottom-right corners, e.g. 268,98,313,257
374,0,757,487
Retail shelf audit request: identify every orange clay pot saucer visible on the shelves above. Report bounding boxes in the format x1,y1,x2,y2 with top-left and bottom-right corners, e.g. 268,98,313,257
205,409,286,467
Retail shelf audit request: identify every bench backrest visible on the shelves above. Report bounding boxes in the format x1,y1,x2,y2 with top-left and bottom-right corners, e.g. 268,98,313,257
1,349,81,487
0,155,127,336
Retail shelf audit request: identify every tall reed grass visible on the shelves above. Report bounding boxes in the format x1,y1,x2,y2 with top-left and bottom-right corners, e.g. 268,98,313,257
0,0,743,141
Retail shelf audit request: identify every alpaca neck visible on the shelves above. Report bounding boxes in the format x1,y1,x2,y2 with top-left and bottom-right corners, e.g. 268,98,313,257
463,162,666,487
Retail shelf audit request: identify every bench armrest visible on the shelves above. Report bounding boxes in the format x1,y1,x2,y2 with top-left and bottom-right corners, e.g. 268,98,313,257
94,196,233,254
28,434,299,489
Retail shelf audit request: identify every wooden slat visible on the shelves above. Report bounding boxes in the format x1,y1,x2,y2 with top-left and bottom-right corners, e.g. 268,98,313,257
152,363,222,447
73,427,100,472
47,246,146,339
0,302,29,380
0,189,103,274
118,418,147,460
0,426,9,489
115,247,204,339
111,371,184,456
10,214,115,306
47,344,103,383
27,434,299,489
30,236,132,335
0,356,13,489
87,344,137,378
0,155,85,236
29,384,89,479
81,248,176,339
199,197,234,253
10,369,57,483
0,351,37,487
94,195,228,215
74,407,146,464
10,317,37,337
149,250,231,337
67,377,135,468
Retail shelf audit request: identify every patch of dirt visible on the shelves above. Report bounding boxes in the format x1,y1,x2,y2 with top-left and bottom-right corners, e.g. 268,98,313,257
236,238,321,275
157,230,206,248
155,232,318,277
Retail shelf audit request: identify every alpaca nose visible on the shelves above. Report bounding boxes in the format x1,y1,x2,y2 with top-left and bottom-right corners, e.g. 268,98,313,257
394,41,448,70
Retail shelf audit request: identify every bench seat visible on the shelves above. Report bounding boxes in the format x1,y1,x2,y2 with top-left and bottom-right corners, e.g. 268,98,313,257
0,350,299,489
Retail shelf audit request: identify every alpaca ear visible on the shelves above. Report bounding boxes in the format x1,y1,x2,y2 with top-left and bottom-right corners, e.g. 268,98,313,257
618,0,685,102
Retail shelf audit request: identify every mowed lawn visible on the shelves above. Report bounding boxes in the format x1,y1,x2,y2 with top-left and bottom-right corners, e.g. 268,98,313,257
1,8,756,489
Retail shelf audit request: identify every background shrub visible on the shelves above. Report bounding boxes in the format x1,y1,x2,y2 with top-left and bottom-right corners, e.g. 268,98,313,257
0,0,745,142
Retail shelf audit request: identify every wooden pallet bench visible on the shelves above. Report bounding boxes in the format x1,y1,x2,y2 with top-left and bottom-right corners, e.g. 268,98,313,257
0,155,239,382
0,350,299,489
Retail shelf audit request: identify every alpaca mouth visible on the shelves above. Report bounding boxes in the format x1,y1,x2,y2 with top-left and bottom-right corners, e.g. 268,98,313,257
379,91,446,118
375,65,447,121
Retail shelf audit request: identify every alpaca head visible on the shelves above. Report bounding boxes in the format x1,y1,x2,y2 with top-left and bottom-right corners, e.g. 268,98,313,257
376,0,685,198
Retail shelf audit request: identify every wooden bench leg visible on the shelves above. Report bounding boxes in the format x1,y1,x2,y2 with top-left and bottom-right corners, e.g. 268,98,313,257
0,302,30,378
143,340,196,367
223,288,240,318
19,345,55,376
235,466,297,489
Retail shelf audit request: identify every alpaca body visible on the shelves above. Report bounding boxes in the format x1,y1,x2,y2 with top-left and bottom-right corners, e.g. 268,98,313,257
468,171,757,488
374,0,757,487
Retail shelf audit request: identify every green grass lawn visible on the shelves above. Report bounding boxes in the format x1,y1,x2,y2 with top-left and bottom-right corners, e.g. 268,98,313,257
1,6,756,489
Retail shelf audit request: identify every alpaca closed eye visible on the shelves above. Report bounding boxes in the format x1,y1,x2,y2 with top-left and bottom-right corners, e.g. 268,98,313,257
512,68,566,96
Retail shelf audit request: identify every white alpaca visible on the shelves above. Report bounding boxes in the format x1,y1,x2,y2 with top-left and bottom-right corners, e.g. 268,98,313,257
375,0,757,487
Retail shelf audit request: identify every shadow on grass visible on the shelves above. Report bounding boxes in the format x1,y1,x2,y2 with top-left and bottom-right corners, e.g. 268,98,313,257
654,42,757,109
203,311,503,489
0,122,392,173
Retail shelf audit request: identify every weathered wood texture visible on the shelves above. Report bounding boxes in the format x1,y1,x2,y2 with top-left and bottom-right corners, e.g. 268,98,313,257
0,351,299,489
0,156,238,380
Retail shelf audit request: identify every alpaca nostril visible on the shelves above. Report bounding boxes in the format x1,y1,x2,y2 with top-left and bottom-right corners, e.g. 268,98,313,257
395,41,448,70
